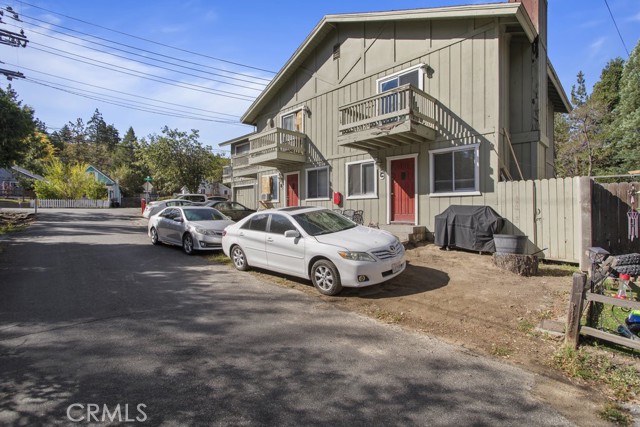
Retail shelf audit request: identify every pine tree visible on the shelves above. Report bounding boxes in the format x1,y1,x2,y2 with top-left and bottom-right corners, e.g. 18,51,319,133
611,41,640,173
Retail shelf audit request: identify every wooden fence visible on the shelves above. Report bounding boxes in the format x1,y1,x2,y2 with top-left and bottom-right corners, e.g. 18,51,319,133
463,177,639,269
566,272,640,350
31,199,111,208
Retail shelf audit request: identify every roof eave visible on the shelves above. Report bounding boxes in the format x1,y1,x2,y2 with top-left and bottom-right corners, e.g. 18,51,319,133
547,61,572,114
241,2,522,124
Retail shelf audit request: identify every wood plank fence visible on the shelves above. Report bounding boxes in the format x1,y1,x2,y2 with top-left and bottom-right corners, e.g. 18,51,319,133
31,199,111,208
466,177,640,269
566,272,640,351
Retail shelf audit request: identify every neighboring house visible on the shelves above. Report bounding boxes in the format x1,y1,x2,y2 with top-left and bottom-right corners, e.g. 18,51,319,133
184,181,232,198
86,165,121,204
0,166,44,197
220,1,570,225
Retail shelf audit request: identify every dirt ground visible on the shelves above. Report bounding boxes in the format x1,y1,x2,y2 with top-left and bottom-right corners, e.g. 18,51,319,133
249,242,634,426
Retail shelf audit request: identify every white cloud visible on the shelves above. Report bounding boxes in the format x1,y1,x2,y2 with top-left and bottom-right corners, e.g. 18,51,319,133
588,37,607,57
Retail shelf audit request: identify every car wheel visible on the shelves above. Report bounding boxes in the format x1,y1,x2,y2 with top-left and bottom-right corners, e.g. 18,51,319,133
231,245,250,271
150,227,160,245
311,259,343,296
183,233,195,255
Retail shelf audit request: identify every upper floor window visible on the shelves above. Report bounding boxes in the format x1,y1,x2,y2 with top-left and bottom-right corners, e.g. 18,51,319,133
377,64,425,94
282,110,304,132
429,145,480,196
235,142,250,155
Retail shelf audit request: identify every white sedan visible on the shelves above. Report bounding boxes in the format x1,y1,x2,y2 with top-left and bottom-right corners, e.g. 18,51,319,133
222,206,406,295
148,206,235,254
142,199,194,219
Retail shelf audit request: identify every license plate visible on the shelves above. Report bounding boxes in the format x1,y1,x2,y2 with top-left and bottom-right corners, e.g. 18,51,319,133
392,262,402,274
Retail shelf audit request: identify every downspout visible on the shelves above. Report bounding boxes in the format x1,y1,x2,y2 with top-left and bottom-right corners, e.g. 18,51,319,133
532,179,538,249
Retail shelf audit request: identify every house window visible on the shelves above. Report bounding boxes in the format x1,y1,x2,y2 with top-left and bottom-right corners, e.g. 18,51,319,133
429,145,480,195
376,65,425,119
282,110,303,132
346,160,376,199
306,166,329,200
235,142,250,155
377,64,424,94
261,174,278,202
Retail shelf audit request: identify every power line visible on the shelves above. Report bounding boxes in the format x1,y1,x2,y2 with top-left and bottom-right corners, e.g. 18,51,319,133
4,62,242,119
12,3,277,74
27,38,263,92
12,10,273,83
23,78,249,126
9,20,269,87
26,45,257,101
603,0,630,57
26,76,239,122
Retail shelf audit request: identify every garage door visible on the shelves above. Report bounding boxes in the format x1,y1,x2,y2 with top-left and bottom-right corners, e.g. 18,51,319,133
234,185,256,210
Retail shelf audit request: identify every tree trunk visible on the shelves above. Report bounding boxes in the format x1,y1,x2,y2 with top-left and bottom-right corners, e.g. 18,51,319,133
492,253,539,277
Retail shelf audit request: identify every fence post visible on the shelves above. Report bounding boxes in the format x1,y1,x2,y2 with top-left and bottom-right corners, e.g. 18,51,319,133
565,272,588,349
578,177,593,272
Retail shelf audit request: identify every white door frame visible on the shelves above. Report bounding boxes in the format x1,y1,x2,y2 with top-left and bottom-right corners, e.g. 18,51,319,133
386,153,419,225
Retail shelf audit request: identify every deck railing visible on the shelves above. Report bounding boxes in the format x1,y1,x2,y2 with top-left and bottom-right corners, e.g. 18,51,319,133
249,128,306,159
338,84,437,135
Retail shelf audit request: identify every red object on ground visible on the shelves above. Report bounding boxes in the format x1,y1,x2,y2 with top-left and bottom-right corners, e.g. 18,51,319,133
141,198,146,214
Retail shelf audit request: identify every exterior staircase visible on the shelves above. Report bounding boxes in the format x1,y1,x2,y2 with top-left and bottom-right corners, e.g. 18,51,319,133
377,224,427,244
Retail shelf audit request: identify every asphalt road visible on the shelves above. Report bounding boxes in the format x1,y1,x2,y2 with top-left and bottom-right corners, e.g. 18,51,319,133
0,208,575,426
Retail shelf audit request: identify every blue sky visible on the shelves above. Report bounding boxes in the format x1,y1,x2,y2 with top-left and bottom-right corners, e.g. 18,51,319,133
2,0,639,154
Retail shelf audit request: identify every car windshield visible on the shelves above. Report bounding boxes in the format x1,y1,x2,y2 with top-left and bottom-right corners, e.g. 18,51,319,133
183,209,225,222
293,210,356,236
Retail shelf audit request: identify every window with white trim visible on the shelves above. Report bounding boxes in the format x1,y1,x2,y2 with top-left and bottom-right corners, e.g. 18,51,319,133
282,110,303,132
346,160,376,198
306,166,329,200
377,64,424,93
430,145,479,194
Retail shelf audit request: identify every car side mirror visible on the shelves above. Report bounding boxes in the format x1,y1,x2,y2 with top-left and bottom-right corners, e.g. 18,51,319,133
284,230,300,238
174,217,183,223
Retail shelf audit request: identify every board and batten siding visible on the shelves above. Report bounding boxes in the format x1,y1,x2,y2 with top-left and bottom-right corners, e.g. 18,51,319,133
253,16,505,210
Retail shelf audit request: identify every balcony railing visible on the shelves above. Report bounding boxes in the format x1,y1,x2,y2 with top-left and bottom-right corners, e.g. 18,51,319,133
338,84,437,149
249,128,306,167
225,153,259,179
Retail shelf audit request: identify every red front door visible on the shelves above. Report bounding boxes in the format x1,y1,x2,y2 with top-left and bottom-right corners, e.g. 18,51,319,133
390,158,415,222
286,174,299,207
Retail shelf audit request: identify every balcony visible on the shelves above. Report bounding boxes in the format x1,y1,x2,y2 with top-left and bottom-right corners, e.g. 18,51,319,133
225,153,259,180
249,128,306,168
338,84,437,151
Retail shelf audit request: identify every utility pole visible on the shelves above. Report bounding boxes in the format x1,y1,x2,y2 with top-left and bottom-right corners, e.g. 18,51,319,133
0,6,28,81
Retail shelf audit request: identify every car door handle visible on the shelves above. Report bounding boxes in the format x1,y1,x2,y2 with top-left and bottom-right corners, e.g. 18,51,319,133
266,237,274,243
239,232,244,236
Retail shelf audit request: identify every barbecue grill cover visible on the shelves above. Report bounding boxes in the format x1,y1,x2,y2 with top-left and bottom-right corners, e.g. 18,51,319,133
434,205,504,252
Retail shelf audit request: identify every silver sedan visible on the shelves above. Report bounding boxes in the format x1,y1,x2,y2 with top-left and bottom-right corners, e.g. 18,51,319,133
142,199,194,219
148,206,235,254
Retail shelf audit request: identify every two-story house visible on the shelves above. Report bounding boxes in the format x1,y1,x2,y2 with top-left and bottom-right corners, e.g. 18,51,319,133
220,0,570,233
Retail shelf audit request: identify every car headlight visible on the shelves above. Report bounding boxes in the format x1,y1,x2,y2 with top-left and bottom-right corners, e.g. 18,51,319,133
338,251,376,262
194,227,216,236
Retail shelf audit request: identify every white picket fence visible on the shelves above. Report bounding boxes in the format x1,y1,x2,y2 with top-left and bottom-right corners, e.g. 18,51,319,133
30,199,111,208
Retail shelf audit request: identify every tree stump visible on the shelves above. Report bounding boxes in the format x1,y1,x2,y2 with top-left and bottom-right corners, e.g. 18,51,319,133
492,253,539,276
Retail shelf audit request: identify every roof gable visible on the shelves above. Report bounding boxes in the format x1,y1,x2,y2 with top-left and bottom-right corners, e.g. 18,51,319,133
86,165,115,185
241,2,525,124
